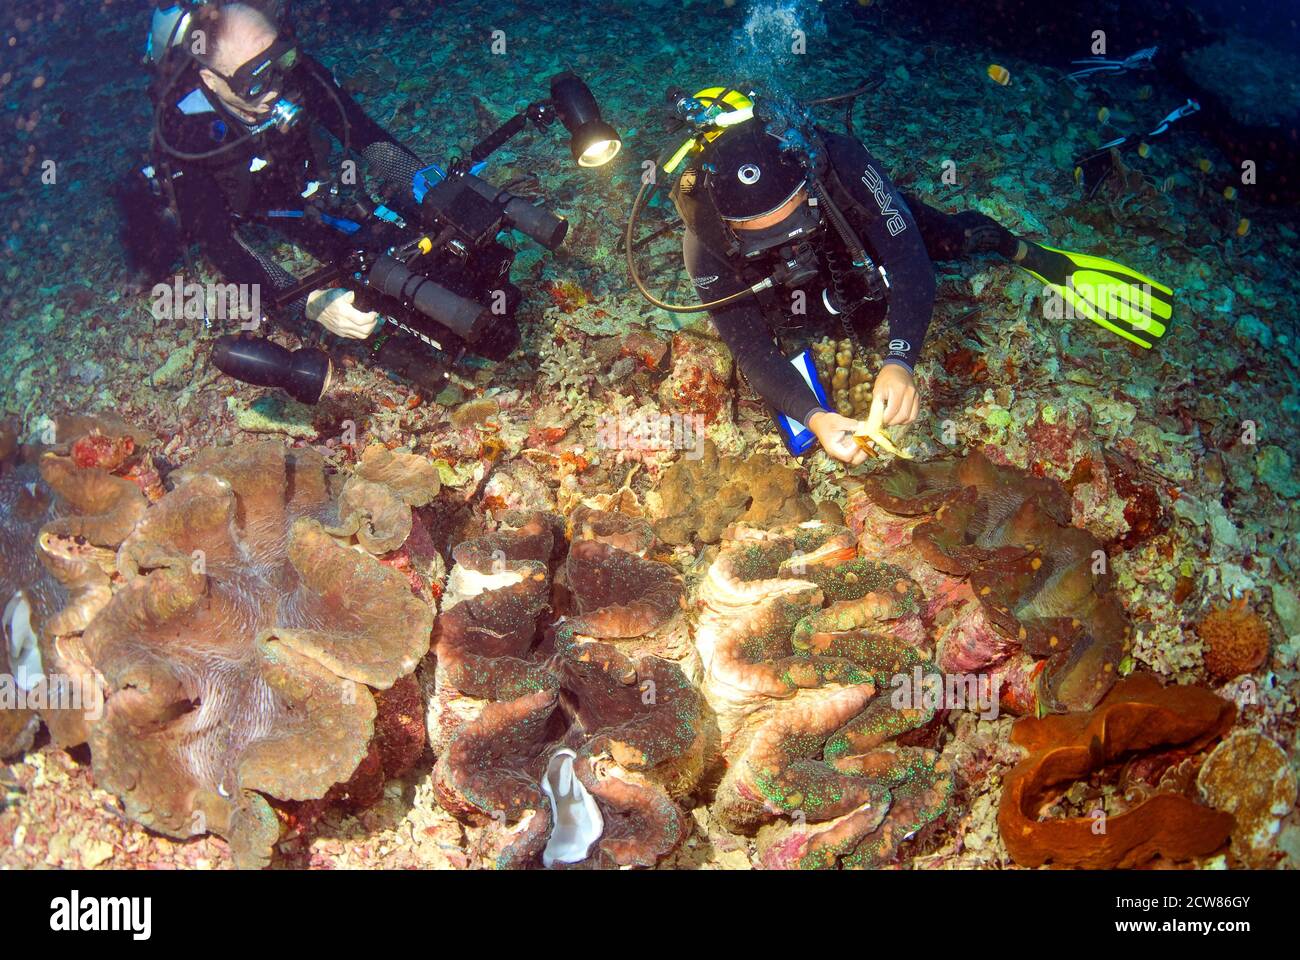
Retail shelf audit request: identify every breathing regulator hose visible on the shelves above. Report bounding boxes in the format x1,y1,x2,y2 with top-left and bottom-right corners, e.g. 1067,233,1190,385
624,178,774,313
808,177,863,273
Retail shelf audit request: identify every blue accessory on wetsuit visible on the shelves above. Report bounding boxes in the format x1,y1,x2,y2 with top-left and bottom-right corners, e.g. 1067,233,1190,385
775,349,832,456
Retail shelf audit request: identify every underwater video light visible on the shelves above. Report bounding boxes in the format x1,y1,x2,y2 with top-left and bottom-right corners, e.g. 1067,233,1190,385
549,72,622,167
465,72,621,171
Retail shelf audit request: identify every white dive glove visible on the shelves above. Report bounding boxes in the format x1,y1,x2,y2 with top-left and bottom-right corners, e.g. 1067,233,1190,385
306,288,381,339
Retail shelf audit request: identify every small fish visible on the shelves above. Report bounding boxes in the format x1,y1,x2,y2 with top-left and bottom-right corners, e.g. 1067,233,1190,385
1222,185,1237,201
1160,175,1177,193
1236,217,1250,237
1096,106,1110,123
987,64,1011,86
1136,85,1153,101
1136,142,1150,158
1197,157,1213,173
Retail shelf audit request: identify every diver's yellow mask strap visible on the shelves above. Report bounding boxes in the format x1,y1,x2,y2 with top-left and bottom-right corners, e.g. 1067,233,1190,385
664,137,699,175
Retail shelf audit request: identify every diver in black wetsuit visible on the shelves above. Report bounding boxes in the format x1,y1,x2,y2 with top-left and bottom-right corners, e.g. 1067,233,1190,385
131,1,423,340
656,89,1023,465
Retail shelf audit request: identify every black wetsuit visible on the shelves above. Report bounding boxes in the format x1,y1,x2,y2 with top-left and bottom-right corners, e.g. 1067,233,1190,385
683,130,1016,425
149,53,419,315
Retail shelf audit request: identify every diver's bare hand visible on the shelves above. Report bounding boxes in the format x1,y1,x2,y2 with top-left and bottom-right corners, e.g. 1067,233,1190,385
808,410,869,466
306,288,380,339
869,363,920,426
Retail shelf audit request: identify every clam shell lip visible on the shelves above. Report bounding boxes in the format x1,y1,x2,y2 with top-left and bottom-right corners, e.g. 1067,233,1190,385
3,590,43,692
540,747,604,868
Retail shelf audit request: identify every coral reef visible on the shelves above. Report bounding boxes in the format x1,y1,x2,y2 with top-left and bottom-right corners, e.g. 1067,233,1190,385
77,440,433,867
849,452,1132,713
284,673,429,830
36,428,153,749
658,331,733,425
1196,597,1271,680
2,0,1298,875
812,337,876,420
429,507,706,868
426,509,562,752
1197,731,1297,868
565,536,690,665
0,429,49,757
695,522,952,868
998,673,1235,868
649,439,823,547
328,444,442,554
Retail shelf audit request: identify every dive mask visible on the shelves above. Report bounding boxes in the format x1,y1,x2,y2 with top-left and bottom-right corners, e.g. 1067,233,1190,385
213,34,299,101
731,196,823,260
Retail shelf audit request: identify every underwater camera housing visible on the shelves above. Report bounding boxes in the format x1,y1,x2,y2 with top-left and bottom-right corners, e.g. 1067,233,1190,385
361,170,569,352
213,170,564,404
207,71,614,403
254,168,566,355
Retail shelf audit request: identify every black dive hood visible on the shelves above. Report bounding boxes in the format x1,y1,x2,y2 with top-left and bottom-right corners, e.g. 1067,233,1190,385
702,118,809,224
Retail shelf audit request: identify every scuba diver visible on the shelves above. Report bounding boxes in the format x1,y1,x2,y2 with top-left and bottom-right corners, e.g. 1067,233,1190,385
627,86,1173,465
127,2,620,404
126,0,427,345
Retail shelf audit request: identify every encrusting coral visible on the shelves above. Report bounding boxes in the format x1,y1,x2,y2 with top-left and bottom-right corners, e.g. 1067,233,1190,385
695,521,953,869
1196,731,1297,868
657,331,734,426
71,440,433,868
429,507,707,868
849,451,1132,713
812,337,875,420
1196,597,1271,680
998,673,1236,868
